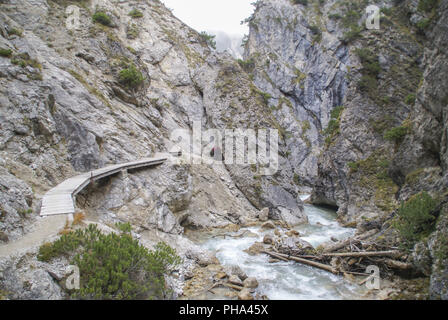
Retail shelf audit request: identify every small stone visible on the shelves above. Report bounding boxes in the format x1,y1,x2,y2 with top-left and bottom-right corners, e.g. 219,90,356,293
0,231,9,242
274,229,281,236
244,242,265,256
261,221,275,229
238,288,254,300
215,272,227,280
198,255,219,267
184,270,194,280
228,275,243,286
225,265,248,281
263,234,273,244
258,208,269,222
286,230,300,237
243,277,259,289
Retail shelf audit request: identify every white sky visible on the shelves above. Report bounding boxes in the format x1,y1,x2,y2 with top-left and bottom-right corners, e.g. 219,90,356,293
161,0,254,36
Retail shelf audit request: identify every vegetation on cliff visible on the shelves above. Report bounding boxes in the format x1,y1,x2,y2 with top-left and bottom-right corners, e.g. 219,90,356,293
38,224,181,300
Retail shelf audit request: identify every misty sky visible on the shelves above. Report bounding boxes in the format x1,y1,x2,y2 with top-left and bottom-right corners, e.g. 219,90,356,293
161,0,254,36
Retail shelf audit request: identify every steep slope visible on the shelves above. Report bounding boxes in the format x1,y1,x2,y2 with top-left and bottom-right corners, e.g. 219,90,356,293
0,0,307,298
246,0,448,298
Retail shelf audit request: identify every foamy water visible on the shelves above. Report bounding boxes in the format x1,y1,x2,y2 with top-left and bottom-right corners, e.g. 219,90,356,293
195,197,368,300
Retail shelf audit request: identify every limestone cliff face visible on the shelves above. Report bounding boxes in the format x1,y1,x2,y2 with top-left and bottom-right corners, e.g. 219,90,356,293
0,0,306,243
0,0,308,298
247,0,448,298
245,0,349,188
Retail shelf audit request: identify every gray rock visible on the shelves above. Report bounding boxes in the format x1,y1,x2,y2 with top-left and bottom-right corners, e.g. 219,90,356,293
238,288,254,300
243,277,259,289
228,275,243,287
261,221,276,229
225,265,248,281
258,207,269,222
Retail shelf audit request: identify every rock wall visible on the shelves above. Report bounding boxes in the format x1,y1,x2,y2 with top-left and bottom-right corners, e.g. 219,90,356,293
0,0,306,298
247,0,448,298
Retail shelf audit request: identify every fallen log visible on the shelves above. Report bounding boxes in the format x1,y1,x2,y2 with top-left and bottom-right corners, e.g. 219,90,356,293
384,259,413,270
222,283,243,291
323,229,379,253
262,251,339,274
212,230,251,239
263,251,289,262
322,250,402,258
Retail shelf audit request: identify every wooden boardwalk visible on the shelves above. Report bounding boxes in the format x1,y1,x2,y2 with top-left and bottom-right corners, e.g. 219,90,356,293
40,155,168,216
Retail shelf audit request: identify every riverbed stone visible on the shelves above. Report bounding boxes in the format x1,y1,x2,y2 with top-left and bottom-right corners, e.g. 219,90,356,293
243,277,259,289
261,221,275,229
238,288,254,300
244,242,265,256
228,275,243,287
258,208,269,222
215,272,227,280
225,265,248,281
263,235,274,245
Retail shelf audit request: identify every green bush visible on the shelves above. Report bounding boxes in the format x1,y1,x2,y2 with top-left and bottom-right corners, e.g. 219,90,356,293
330,105,344,119
118,63,144,89
329,13,342,20
8,28,22,37
292,0,308,5
199,31,216,49
0,48,12,57
11,53,41,69
418,0,439,12
342,25,363,43
384,125,409,143
392,192,438,249
38,224,181,300
126,23,139,39
354,48,381,77
237,58,255,72
92,11,112,26
416,18,431,33
358,75,377,92
347,161,360,171
309,25,322,43
405,94,416,105
128,9,143,18
258,90,272,105
323,106,344,144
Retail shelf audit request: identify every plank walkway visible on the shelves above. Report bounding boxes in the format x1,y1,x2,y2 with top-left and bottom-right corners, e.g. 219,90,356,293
40,155,168,216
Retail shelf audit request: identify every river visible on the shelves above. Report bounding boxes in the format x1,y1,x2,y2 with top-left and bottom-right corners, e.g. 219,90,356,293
192,196,369,300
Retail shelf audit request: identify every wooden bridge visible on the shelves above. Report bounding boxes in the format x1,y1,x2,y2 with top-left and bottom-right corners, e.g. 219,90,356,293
40,155,169,216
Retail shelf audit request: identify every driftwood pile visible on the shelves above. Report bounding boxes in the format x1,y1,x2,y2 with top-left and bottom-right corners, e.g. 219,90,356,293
262,229,413,279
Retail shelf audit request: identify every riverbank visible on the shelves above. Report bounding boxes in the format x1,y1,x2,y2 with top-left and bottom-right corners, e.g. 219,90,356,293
180,196,430,300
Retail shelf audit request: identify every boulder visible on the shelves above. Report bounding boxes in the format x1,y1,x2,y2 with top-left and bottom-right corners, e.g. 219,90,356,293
261,221,275,229
225,265,248,281
263,234,273,245
215,272,227,280
238,288,254,300
228,275,243,287
244,242,265,256
286,230,300,237
258,208,269,222
243,277,259,289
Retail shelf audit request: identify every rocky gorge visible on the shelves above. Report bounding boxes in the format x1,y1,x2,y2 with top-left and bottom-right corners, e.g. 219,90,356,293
0,0,447,300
